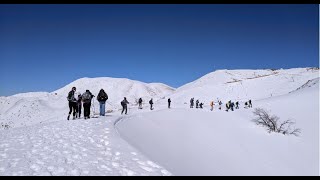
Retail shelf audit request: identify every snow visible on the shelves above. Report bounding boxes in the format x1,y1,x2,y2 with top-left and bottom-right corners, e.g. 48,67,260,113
0,67,319,176
0,116,171,176
116,80,319,175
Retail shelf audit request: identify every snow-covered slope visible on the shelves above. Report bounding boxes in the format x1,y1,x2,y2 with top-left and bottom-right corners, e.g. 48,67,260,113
0,67,319,176
116,74,319,175
167,68,319,106
289,77,319,93
0,77,175,130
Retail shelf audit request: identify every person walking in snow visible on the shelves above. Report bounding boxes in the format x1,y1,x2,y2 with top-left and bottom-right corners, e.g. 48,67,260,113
149,98,154,110
230,102,235,111
219,101,222,110
190,98,194,108
138,98,143,109
67,87,78,120
196,100,199,109
248,100,252,108
226,102,230,112
121,97,129,115
235,101,239,109
82,90,94,119
168,98,171,109
199,102,204,109
77,93,82,119
210,101,214,111
97,89,108,116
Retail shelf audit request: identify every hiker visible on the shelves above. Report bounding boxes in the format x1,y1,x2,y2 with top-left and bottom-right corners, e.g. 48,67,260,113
138,98,143,109
190,98,194,108
226,102,230,112
77,93,82,119
82,90,94,119
249,100,252,108
219,101,222,110
230,102,235,111
67,87,78,120
196,100,199,108
97,89,108,116
121,97,129,115
199,102,204,109
210,101,214,111
235,101,239,109
245,102,248,108
168,98,171,109
149,98,154,110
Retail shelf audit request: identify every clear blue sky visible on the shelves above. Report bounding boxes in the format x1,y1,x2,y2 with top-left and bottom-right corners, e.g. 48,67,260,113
0,4,318,96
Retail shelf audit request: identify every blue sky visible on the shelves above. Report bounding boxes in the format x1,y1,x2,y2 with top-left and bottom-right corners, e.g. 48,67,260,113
0,4,318,96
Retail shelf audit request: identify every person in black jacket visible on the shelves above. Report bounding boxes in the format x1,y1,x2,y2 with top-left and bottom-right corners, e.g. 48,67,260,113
97,89,108,116
168,98,171,109
190,98,194,108
77,93,82,119
121,97,129,115
149,98,154,110
199,102,204,109
249,100,252,108
82,90,94,119
138,98,143,109
235,101,239,109
67,87,77,120
196,100,199,109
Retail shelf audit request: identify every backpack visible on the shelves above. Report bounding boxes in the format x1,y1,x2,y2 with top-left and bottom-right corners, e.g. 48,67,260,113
121,100,127,106
82,92,92,103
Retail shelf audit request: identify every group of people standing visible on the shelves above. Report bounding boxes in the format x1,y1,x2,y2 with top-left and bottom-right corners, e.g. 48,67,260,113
190,98,253,112
67,87,96,120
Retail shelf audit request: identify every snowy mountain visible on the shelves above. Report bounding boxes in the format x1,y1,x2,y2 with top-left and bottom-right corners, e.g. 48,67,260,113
0,67,319,176
165,68,319,106
53,77,174,105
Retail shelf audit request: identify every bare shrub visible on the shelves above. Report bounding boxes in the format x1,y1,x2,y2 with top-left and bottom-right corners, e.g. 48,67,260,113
252,108,301,136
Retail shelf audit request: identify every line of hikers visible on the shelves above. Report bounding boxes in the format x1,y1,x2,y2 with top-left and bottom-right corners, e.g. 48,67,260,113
190,98,252,112
67,87,172,120
67,87,253,120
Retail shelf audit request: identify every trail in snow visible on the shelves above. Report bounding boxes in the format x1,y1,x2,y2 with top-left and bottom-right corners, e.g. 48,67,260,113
0,116,171,176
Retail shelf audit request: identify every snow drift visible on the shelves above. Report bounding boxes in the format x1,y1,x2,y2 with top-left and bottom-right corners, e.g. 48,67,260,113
116,74,319,175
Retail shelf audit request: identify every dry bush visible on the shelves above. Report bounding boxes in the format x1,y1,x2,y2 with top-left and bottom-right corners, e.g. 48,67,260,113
252,108,301,136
